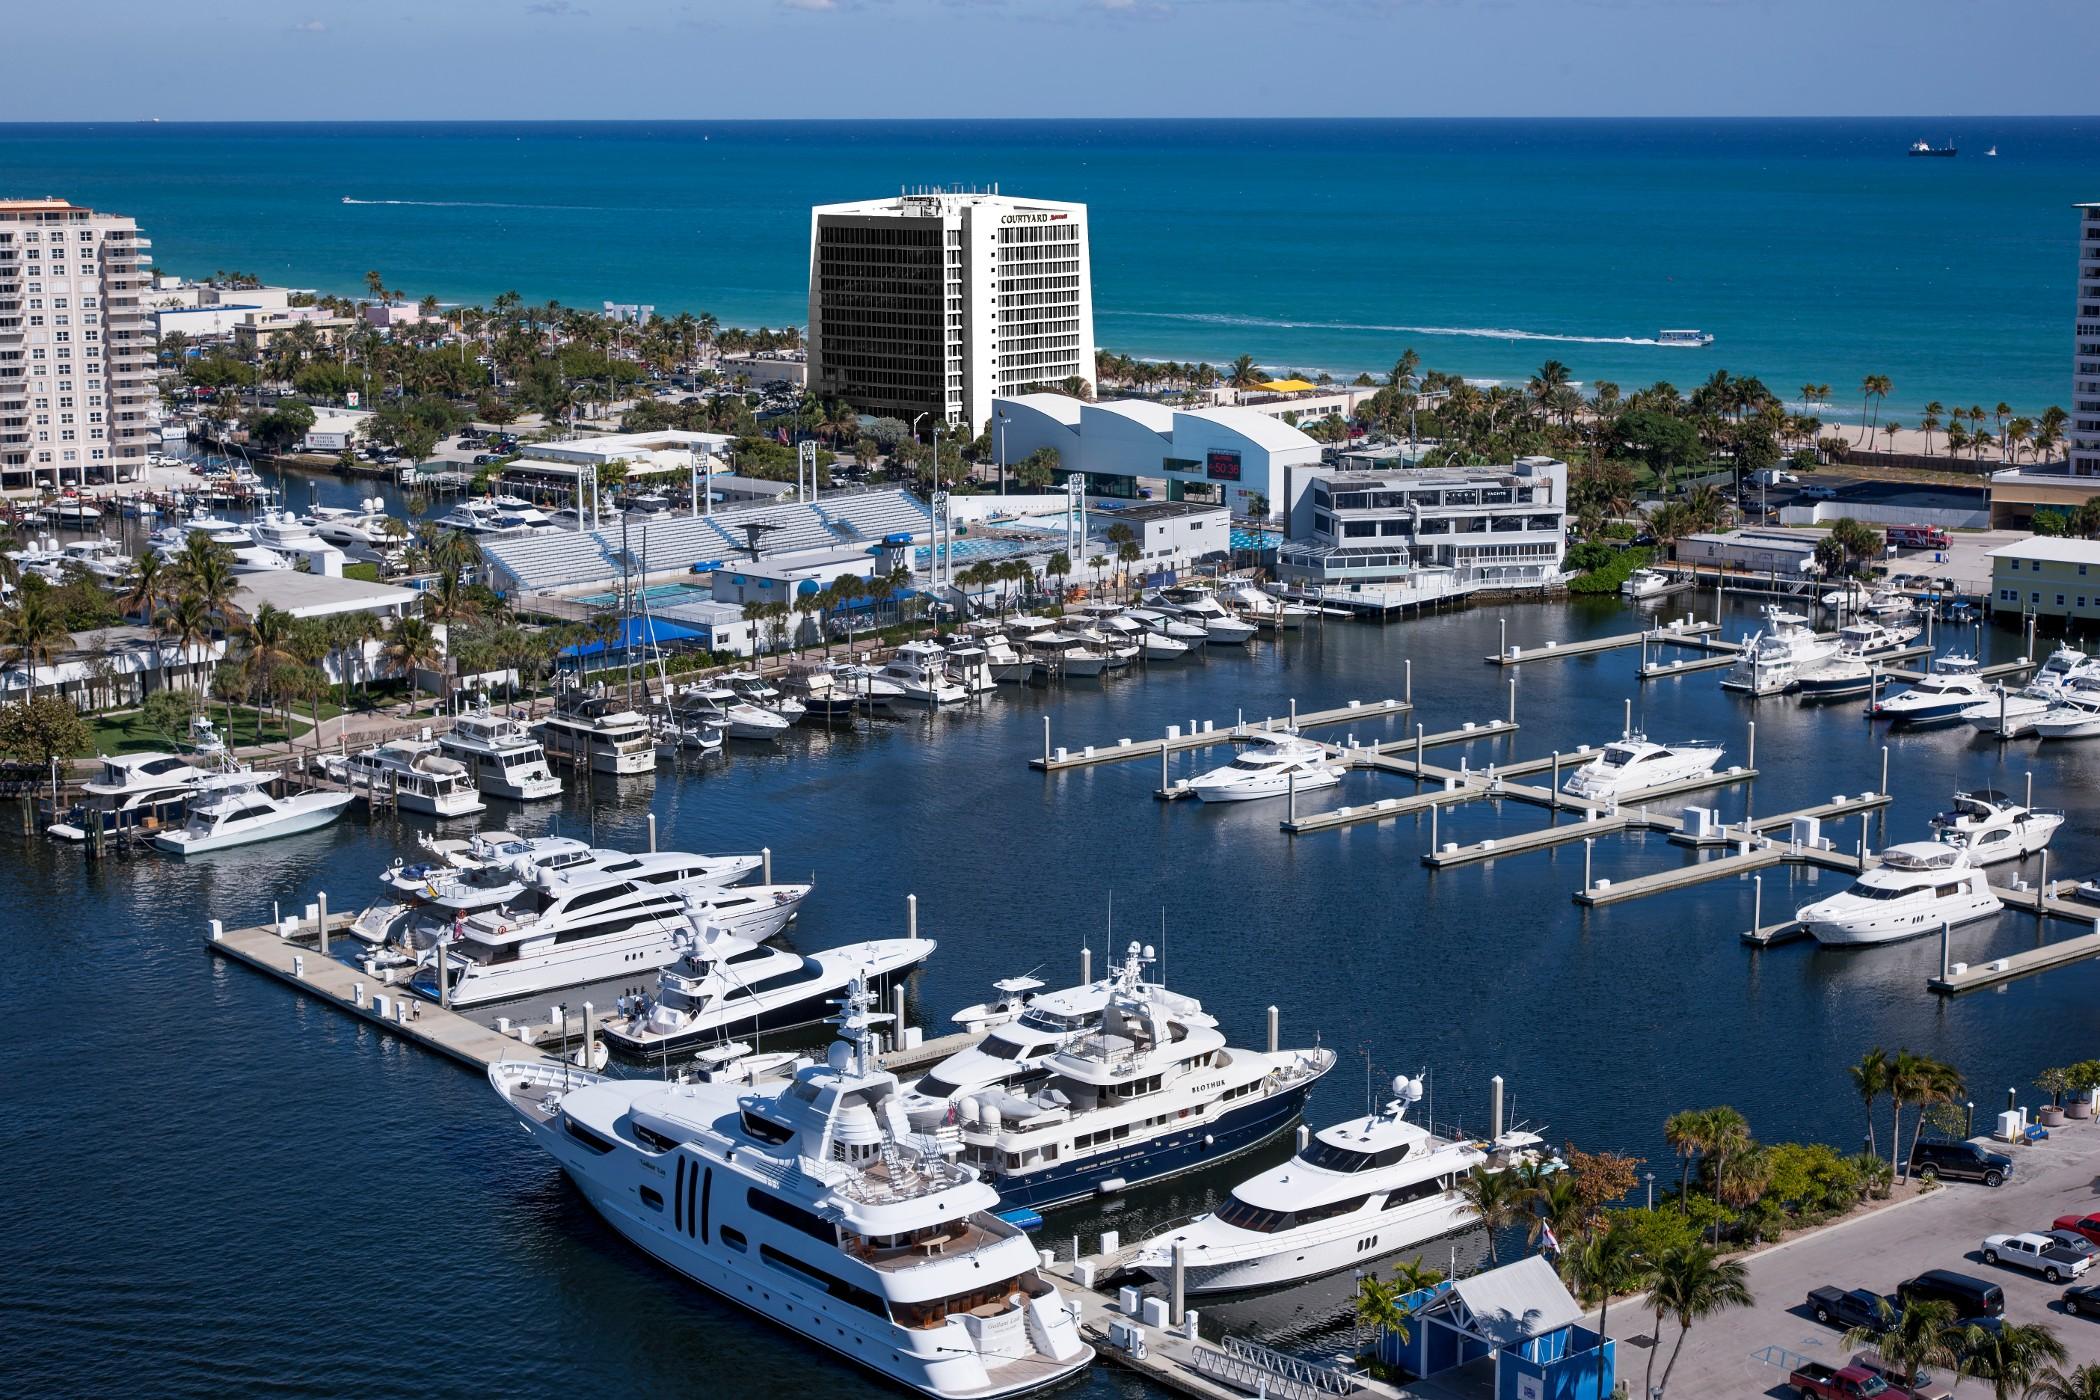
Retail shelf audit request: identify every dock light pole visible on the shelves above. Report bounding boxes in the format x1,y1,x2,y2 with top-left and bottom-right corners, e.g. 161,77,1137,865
1644,1173,1655,1210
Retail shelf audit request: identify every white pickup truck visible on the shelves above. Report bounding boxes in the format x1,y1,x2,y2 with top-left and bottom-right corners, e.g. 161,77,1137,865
1982,1232,2093,1282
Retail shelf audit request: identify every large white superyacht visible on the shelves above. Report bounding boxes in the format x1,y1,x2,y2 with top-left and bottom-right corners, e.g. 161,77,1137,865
910,943,1335,1210
489,986,1094,1398
1130,1075,1553,1295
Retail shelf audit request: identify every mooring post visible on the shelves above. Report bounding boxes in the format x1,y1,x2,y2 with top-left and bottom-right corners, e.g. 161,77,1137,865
1161,738,1170,795
2026,770,2034,813
1415,723,1424,772
1583,837,1594,891
1404,658,1412,706
1266,1005,1279,1055
893,982,907,1032
907,893,918,941
1170,1242,1187,1327
1081,945,1092,983
436,930,450,1008
1429,798,1438,853
1752,873,1762,940
316,890,330,956
2040,849,2052,917
763,846,773,884
1549,751,1561,820
1940,920,1951,981
647,812,657,853
1506,676,1516,726
581,1001,595,1064
1289,696,1298,731
1746,719,1756,772
1499,617,1507,659
1043,715,1051,765
1287,769,1297,826
1623,698,1632,741
1880,745,1889,798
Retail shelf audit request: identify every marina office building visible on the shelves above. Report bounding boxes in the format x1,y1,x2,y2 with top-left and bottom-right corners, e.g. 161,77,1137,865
0,198,156,492
1276,458,1568,609
994,393,1320,519
808,188,1095,435
1990,537,2100,624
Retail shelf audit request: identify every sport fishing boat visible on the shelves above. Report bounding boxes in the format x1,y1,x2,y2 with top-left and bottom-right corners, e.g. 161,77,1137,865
46,750,260,840
949,976,1049,1035
412,876,812,1007
780,662,862,722
670,681,792,741
1560,737,1724,801
720,670,808,724
1963,647,2090,737
1792,654,1876,701
340,737,485,818
536,684,655,774
487,985,1094,1399
1147,584,1258,644
1220,583,1313,630
1026,631,1115,680
1929,790,2063,865
1129,1075,1554,1295
939,641,1003,695
1620,567,1674,600
438,700,562,800
601,909,936,1058
152,780,354,856
916,942,1335,1210
1187,733,1342,804
1797,842,2002,947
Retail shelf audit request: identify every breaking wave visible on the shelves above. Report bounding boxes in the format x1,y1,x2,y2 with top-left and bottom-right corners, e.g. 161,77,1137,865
1119,310,1674,348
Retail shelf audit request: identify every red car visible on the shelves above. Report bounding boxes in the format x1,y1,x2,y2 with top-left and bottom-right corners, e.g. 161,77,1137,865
2055,1214,2100,1247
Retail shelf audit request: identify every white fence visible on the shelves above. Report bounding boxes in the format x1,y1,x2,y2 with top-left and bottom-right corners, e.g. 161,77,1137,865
1777,502,1991,530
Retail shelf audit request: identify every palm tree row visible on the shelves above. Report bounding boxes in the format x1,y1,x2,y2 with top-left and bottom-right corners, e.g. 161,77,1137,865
1849,1046,1966,1181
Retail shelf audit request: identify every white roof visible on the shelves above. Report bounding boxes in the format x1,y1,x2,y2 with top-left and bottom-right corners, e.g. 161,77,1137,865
234,571,418,619
1088,399,1177,434
1448,1256,1582,1347
1180,405,1319,452
1989,537,2100,566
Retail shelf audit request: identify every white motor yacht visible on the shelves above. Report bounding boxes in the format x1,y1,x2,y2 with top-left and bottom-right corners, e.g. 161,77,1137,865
960,621,1034,683
1150,584,1258,644
879,643,969,705
720,670,808,723
1963,647,2087,737
1929,789,2063,865
900,979,1106,1133
414,877,811,1006
537,685,656,774
343,737,486,817
1026,631,1114,680
672,681,792,741
439,702,562,800
1873,670,1989,726
950,976,1048,1035
781,663,861,721
940,640,1003,694
1792,654,1877,701
1720,607,1835,695
1219,583,1313,630
1126,607,1208,644
59,536,131,582
487,984,1094,1399
834,663,912,712
1130,1076,1553,1295
2032,677,2100,740
1830,617,1921,659
602,909,936,1057
1187,733,1341,804
437,498,556,536
1798,842,2002,946
922,942,1335,1210
1561,737,1724,801
47,751,256,840
152,781,354,855
1621,567,1673,600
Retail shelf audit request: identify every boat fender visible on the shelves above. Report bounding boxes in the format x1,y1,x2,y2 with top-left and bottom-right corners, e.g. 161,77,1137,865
1203,1134,1214,1147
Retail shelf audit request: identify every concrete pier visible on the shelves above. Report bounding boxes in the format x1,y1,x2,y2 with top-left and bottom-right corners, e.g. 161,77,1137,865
1032,696,1411,773
1483,618,1722,666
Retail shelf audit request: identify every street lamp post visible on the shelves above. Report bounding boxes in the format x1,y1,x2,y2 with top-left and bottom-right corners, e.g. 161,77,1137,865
997,410,1008,496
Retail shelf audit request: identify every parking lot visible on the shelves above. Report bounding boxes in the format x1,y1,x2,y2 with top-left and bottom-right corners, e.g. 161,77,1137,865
1602,1115,2100,1392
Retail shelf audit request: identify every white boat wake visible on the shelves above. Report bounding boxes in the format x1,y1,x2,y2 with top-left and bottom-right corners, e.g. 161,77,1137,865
1119,309,1672,347
340,197,610,211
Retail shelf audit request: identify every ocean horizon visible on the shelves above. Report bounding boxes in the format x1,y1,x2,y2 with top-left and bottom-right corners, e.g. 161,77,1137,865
4,116,2096,419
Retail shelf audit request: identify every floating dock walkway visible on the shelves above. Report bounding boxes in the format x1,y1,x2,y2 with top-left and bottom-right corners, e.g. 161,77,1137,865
1928,883,2100,994
1483,616,1722,666
1031,696,1412,773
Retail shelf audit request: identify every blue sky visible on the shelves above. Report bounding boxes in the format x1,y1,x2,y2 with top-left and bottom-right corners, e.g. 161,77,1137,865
9,0,2098,120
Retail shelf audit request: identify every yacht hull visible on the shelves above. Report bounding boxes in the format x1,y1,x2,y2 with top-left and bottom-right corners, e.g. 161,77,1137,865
1143,1193,1475,1295
152,792,354,855
602,944,930,1057
1192,768,1343,804
981,1078,1321,1212
1804,892,2002,946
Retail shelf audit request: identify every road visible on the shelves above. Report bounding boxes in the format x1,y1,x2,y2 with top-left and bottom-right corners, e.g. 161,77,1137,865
1603,1114,2100,1394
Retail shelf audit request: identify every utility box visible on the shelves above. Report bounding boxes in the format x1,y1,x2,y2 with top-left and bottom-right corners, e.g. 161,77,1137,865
1685,807,1719,840
1997,1109,2028,1142
1791,815,1822,849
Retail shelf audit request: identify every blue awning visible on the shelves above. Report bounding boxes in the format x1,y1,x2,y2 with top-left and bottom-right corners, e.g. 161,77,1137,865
560,615,710,658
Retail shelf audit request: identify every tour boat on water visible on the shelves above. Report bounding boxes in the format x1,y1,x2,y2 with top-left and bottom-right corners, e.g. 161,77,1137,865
904,942,1335,1210
1657,328,1715,347
1130,1075,1555,1295
487,984,1094,1398
1798,842,2001,947
1560,737,1724,801
1186,732,1342,804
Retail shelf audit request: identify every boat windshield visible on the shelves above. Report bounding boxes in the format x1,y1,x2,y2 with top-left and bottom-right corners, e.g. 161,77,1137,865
1216,1190,1374,1233
1301,1138,1412,1172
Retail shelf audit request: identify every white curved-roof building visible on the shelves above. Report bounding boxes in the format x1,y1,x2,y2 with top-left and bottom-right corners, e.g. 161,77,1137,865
994,394,1319,519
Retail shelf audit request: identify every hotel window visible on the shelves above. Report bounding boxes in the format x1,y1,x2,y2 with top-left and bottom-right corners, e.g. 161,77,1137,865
2059,595,2067,607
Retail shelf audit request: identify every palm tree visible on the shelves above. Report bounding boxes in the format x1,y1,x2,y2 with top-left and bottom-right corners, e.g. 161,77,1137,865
1046,552,1072,603
1850,1047,1890,1158
176,534,244,625
236,603,301,737
1530,1172,1584,1253
1964,1320,2067,1400
1352,1274,1412,1347
155,592,217,698
1844,1297,1964,1394
1887,1049,1925,1180
1563,1224,1647,1400
1859,374,1892,447
1457,1167,1523,1264
1646,1243,1753,1398
1714,1146,1773,1241
2031,1364,2100,1400
1921,401,1944,455
121,551,173,624
1663,1109,1709,1210
0,590,71,699
381,615,443,714
1228,354,1263,389
1898,1055,1965,1179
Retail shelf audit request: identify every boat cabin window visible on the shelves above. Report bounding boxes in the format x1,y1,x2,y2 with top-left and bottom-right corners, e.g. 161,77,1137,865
1600,748,1634,767
915,1074,961,1100
1215,1192,1371,1232
563,883,634,912
981,1033,1042,1060
562,1115,617,1155
747,1188,837,1244
1935,882,1966,899
631,1120,680,1154
1383,1177,1452,1208
738,1108,795,1146
1301,1138,1411,1172
760,1244,888,1317
891,1275,1047,1331
1018,1008,1090,1034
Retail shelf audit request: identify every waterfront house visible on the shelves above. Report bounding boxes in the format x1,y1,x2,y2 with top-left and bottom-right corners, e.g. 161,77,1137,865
1378,1256,1617,1400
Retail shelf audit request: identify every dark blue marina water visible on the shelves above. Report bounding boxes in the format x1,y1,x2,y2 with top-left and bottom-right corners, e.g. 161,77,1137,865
8,595,2100,1395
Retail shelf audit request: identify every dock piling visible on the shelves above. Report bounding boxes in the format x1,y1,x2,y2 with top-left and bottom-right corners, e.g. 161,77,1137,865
582,1001,595,1065
1880,746,1889,798
1499,618,1507,659
1506,676,1516,726
1287,770,1297,825
647,813,657,853
1082,946,1092,983
1160,739,1169,795
1429,800,1438,853
2026,770,2034,813
893,983,907,1031
1623,698,1632,740
1549,752,1561,822
1289,697,1298,731
1746,719,1756,773
1752,874,1762,941
1940,921,1951,981
1583,837,1594,891
1170,1242,1186,1327
1415,723,1425,772
763,846,773,884
908,893,919,941
1043,716,1051,765
1404,659,1412,706
437,931,450,1008
1490,1074,1505,1140
2040,850,2051,921
317,890,329,956
1266,1005,1278,1055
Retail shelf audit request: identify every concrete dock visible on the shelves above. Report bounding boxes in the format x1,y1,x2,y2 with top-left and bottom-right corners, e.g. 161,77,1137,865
1483,617,1721,666
1032,696,1412,773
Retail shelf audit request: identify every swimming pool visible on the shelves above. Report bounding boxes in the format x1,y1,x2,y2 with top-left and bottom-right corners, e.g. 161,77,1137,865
572,582,715,608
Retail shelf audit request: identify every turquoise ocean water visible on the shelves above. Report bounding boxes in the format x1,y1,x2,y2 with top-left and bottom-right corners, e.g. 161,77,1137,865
3,117,2096,417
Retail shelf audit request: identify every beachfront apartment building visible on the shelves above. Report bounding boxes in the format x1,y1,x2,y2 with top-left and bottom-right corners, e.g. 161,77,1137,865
2074,201,2100,477
808,187,1095,437
0,198,157,491
1277,459,1568,607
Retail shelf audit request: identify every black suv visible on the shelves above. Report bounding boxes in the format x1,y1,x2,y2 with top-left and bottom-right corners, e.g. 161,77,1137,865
1898,1269,2006,1318
1909,1139,2013,1187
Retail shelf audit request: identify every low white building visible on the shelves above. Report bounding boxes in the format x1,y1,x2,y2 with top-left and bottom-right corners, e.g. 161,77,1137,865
994,395,1320,521
0,625,226,707
301,411,366,454
509,428,735,500
234,572,427,681
1277,458,1568,610
1090,501,1231,572
702,547,879,608
1678,528,1819,576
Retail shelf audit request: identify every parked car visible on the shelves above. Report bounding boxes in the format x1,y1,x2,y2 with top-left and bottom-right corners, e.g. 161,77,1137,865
1982,1232,2091,1282
1790,1362,1893,1399
1846,1355,1951,1400
1809,1286,1897,1330
1898,1269,2006,1318
1799,483,1839,501
2063,1282,2100,1318
2054,1213,2100,1247
1909,1139,2013,1186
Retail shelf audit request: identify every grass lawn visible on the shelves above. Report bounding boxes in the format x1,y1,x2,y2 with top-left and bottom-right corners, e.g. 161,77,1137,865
343,561,382,583
87,704,318,755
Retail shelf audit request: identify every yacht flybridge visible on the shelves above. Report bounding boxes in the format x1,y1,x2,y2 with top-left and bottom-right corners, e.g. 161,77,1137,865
1186,732,1341,804
1560,736,1723,801
340,737,485,818
602,909,936,1057
537,684,655,774
489,983,1094,1399
1797,841,2002,947
915,942,1335,1210
1130,1075,1554,1295
1721,607,1835,695
438,701,561,800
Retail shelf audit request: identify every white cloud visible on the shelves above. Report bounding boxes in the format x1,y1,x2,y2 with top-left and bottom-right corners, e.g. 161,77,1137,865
292,18,328,31
779,0,839,11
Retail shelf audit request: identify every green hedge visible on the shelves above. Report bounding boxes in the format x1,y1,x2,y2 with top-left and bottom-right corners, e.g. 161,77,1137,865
1568,544,1653,595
